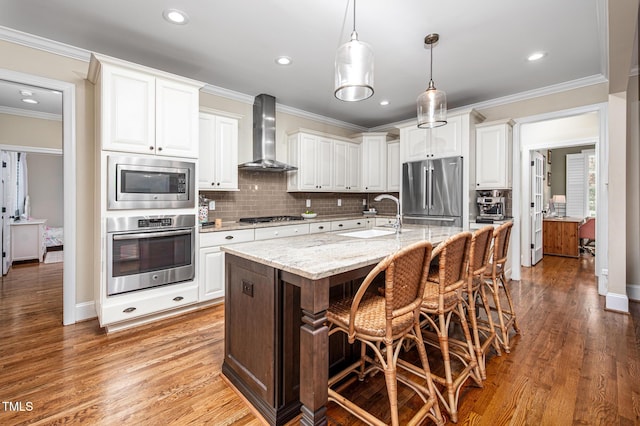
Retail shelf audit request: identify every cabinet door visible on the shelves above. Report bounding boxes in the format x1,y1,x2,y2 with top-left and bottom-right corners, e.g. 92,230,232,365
298,134,319,190
476,124,508,189
333,140,348,191
155,78,199,158
346,142,361,191
361,135,387,192
214,116,239,189
199,247,225,301
387,141,401,191
431,114,462,158
316,137,334,190
101,65,156,154
198,113,217,189
400,126,430,162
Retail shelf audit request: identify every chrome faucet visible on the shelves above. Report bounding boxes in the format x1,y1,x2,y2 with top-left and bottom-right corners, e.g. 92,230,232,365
374,194,402,233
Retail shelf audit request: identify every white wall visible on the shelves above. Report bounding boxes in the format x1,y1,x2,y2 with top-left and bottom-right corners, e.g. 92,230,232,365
27,153,63,227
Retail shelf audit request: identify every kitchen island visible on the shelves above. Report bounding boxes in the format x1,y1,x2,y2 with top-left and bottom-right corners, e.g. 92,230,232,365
220,224,463,425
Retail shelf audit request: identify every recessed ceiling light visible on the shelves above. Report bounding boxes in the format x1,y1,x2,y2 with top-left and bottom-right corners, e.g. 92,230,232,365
527,51,546,62
22,98,39,104
379,100,390,106
275,56,292,65
163,9,189,25
20,90,33,96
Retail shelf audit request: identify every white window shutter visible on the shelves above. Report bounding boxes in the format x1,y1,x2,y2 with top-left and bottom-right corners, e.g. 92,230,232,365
566,153,585,217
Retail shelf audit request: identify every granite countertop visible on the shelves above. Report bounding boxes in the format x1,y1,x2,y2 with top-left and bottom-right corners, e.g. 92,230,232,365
221,224,463,280
199,213,393,233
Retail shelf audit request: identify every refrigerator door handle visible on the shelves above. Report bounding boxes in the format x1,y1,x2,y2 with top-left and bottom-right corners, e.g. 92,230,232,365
423,166,428,209
428,166,434,208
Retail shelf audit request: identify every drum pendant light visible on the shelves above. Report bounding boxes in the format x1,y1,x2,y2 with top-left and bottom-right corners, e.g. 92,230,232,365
334,0,374,102
417,33,447,128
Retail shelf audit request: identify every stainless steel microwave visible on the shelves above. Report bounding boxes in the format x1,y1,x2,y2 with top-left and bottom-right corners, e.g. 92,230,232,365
107,155,195,210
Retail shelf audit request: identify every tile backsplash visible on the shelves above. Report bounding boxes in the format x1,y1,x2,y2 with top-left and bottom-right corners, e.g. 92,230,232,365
200,170,399,222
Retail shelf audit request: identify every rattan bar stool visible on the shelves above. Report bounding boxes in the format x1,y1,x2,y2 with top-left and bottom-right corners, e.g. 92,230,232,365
327,240,444,426
484,221,520,353
461,225,500,380
416,231,482,423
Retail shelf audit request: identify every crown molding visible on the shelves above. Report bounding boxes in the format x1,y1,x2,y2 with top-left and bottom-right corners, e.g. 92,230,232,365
0,26,90,62
0,105,62,121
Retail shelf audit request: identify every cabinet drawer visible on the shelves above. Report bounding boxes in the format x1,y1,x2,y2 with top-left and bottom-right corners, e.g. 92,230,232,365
375,217,396,227
254,223,310,240
330,218,367,231
309,221,332,234
101,283,199,325
200,229,255,248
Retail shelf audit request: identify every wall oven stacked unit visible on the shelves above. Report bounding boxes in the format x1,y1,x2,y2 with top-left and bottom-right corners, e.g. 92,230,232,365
106,155,197,297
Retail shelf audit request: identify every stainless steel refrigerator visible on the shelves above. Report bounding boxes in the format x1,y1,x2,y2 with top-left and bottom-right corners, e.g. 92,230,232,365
402,156,463,227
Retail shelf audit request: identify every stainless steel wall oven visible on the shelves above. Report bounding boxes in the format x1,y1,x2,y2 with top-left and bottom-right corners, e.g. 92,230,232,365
107,155,195,210
107,214,196,296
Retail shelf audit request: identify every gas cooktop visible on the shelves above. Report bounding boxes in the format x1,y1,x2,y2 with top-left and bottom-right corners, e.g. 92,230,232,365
239,215,305,224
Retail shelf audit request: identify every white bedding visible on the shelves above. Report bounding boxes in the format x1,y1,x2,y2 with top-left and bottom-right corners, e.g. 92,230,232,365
45,226,64,248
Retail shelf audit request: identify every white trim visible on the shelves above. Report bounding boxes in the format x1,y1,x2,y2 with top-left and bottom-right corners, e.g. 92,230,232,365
0,68,77,326
0,106,62,121
595,0,609,80
200,84,254,104
0,144,62,156
0,26,90,62
514,103,608,294
605,292,629,313
75,300,97,322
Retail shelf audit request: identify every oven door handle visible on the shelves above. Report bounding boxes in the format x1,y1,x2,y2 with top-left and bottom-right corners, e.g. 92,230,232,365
112,229,193,241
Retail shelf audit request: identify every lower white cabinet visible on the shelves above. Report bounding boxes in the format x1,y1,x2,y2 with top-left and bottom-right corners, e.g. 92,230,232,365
199,229,255,301
11,219,46,263
330,218,367,231
254,223,310,240
309,221,332,233
101,282,199,325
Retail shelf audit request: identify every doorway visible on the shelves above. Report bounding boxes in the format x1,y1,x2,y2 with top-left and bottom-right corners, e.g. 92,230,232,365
0,69,77,325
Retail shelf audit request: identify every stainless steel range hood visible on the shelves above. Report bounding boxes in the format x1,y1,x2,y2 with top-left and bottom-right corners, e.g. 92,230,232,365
238,94,297,172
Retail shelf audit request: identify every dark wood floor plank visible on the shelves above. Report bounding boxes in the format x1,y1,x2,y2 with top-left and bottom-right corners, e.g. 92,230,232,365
0,254,639,425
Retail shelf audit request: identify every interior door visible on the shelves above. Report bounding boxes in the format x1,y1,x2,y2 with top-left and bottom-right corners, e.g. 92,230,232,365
2,150,11,274
531,151,544,265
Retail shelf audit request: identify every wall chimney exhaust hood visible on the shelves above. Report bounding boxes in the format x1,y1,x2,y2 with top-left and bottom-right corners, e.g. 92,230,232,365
238,94,297,172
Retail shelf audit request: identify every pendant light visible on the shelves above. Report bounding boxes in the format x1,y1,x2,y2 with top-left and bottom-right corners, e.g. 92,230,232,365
417,33,447,128
334,0,374,102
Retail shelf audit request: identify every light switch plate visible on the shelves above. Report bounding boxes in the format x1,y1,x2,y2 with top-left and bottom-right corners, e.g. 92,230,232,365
337,199,342,207
209,200,216,210
306,199,311,208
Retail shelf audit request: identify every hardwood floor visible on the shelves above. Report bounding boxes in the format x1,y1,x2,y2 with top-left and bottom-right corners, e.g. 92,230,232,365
0,255,638,425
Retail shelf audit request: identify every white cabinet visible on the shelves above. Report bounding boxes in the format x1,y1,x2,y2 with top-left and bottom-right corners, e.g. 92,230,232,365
387,140,400,191
287,131,334,191
254,223,310,240
199,229,255,301
89,53,202,158
309,221,332,233
355,133,388,192
199,112,239,190
330,218,367,231
333,140,361,191
399,114,463,163
475,120,513,189
11,219,46,263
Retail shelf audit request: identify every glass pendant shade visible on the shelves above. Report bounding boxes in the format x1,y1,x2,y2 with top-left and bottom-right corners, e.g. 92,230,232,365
417,81,447,128
335,31,374,101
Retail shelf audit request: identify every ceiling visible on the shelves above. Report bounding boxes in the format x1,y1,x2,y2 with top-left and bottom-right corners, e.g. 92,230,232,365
0,0,630,128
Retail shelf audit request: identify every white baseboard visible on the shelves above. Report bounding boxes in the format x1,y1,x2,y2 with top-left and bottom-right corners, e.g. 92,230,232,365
627,284,640,302
75,301,97,322
605,292,629,313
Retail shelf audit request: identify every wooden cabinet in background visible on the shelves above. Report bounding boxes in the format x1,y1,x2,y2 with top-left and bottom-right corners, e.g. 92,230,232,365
543,218,580,258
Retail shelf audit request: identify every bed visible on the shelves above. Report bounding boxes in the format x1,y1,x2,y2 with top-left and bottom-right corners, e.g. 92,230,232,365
45,226,64,250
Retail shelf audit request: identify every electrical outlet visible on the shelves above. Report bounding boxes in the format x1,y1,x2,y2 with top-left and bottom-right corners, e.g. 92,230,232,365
337,198,342,207
362,198,366,206
306,199,311,208
209,200,215,210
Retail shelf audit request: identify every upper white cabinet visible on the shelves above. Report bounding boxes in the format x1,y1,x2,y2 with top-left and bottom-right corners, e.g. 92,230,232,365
387,139,400,191
199,112,239,190
288,131,334,191
88,53,203,158
399,114,463,163
475,119,513,189
334,140,361,191
354,133,388,192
